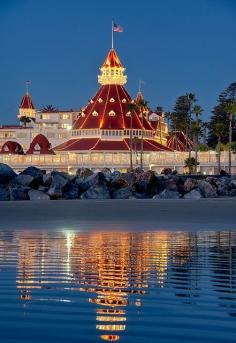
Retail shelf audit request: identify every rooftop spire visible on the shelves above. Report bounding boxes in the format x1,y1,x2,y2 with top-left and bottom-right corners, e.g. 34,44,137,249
98,48,127,85
18,90,36,119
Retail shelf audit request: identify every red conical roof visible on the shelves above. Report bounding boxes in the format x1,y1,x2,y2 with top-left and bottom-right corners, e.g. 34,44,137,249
73,84,154,131
19,92,35,109
102,48,124,68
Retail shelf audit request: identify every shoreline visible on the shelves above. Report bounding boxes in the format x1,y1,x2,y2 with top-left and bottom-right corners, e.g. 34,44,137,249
0,198,235,231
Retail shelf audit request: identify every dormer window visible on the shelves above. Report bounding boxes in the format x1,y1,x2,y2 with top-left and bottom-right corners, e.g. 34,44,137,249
109,110,116,116
98,98,103,103
126,111,131,117
81,111,85,117
122,98,127,103
92,110,98,116
110,98,115,103
90,99,94,103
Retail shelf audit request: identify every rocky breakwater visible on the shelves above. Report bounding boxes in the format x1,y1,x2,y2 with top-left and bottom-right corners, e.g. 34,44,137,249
0,163,236,201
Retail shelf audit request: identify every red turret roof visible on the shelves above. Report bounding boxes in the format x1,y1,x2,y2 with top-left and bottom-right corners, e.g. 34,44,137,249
19,92,35,109
73,84,154,131
102,48,124,68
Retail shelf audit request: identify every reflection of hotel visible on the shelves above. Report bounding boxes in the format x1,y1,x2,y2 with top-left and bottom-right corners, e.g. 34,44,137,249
16,231,227,341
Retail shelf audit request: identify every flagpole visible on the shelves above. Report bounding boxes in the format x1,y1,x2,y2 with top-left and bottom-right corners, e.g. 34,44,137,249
112,20,114,48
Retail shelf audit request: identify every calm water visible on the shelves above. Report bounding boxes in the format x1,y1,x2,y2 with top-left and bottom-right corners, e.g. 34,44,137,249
0,230,235,343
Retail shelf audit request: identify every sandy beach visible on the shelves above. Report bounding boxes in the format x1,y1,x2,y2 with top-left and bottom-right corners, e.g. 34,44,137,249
0,198,235,231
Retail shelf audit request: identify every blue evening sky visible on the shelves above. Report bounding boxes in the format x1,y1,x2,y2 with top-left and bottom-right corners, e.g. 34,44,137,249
0,0,235,124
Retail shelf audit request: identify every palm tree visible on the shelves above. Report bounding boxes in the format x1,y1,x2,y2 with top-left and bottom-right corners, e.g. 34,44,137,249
133,136,140,165
184,157,198,174
186,93,197,155
136,99,148,170
41,105,58,112
20,116,31,128
213,123,228,174
191,121,202,173
224,101,236,174
127,102,138,170
192,105,203,173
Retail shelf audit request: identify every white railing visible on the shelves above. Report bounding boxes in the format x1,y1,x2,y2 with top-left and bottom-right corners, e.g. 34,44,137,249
0,151,235,172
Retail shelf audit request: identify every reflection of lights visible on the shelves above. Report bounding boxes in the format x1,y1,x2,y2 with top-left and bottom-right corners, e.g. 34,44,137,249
65,231,75,274
96,316,126,322
135,299,142,307
96,325,126,331
100,335,120,342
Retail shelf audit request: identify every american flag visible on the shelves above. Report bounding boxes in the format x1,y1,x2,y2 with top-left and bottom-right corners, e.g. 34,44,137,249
113,23,123,32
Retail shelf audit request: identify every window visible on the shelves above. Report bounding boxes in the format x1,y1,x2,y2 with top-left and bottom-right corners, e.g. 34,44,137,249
110,98,115,103
62,114,69,120
92,110,98,116
98,98,103,103
122,98,127,103
109,110,116,116
126,111,131,117
42,114,50,120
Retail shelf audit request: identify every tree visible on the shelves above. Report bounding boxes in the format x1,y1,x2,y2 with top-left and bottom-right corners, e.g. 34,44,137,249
127,102,138,170
192,105,203,172
213,123,228,174
20,116,31,128
184,157,198,174
41,105,58,112
208,83,236,148
136,98,148,170
171,95,191,132
191,121,202,173
224,101,236,174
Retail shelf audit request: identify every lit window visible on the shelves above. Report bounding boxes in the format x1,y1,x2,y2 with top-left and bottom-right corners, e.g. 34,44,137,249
98,98,103,103
110,98,115,103
62,114,69,120
126,111,131,116
42,114,50,120
122,98,127,103
92,110,98,116
109,110,116,116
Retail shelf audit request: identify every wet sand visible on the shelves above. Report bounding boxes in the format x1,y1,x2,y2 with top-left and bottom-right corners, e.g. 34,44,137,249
0,198,235,231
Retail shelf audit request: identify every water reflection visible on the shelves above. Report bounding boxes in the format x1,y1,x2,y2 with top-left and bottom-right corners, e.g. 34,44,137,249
0,231,235,342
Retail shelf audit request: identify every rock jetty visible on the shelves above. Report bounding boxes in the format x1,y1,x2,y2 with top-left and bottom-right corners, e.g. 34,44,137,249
0,163,236,201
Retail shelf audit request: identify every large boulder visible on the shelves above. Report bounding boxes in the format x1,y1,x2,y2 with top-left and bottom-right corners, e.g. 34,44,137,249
79,172,106,191
0,163,17,184
76,168,94,181
153,189,181,199
9,186,30,201
0,185,10,201
198,180,217,198
134,171,158,195
215,178,230,196
28,189,50,201
63,184,80,199
183,189,202,199
229,189,236,197
110,176,129,189
229,179,236,189
80,184,111,199
21,166,44,184
9,174,35,187
184,178,198,192
47,173,69,199
112,187,133,199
